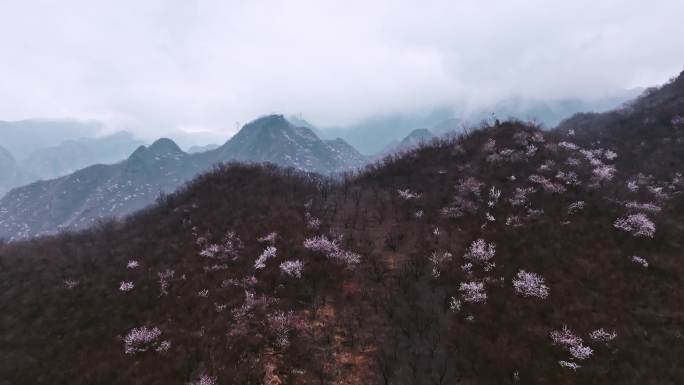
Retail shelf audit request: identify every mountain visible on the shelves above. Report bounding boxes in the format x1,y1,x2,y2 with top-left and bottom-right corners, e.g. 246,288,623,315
187,144,220,154
322,92,641,155
212,115,365,172
324,107,455,155
555,74,684,178
0,115,365,240
2,83,683,384
0,138,203,239
287,115,326,138
0,146,31,197
0,119,102,161
21,131,144,180
395,128,435,152
323,138,368,169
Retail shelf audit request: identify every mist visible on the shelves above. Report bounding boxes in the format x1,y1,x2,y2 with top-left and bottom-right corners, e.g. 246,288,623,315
1,0,683,139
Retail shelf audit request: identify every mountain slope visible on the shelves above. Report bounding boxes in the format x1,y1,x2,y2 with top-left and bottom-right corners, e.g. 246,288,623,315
212,115,364,172
0,138,203,238
0,116,365,240
1,112,682,384
390,128,435,153
0,146,31,197
556,71,684,178
0,119,102,161
21,131,144,180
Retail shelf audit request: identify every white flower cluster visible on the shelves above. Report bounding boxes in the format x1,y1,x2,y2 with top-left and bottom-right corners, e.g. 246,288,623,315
630,255,649,268
303,235,361,266
257,231,278,244
589,328,617,343
255,246,277,269
558,360,581,370
305,212,321,230
187,374,217,385
123,326,170,354
528,174,566,194
614,213,655,238
512,270,549,299
550,325,593,362
429,250,453,278
567,201,585,214
158,269,175,296
625,201,661,213
463,239,496,264
459,281,487,303
119,281,134,292
509,187,535,207
397,188,421,200
198,231,243,261
280,260,304,278
558,141,579,150
488,186,501,207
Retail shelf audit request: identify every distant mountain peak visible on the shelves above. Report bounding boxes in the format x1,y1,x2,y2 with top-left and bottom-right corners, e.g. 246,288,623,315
148,138,183,154
242,114,288,130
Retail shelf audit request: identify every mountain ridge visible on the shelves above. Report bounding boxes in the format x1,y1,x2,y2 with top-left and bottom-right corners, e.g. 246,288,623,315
0,115,366,240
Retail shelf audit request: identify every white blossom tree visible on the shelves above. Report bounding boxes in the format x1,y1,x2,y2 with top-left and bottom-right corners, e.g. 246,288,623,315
512,270,549,299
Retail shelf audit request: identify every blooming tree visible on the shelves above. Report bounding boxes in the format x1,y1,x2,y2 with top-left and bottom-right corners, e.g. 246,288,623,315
303,235,361,266
187,374,217,385
558,141,579,150
550,325,593,360
449,297,462,312
126,260,140,269
305,212,321,230
630,255,649,268
592,165,616,183
558,360,581,370
463,239,496,264
397,189,421,200
567,201,585,214
589,328,617,343
257,232,278,244
158,269,175,296
199,231,243,261
614,213,656,238
267,310,306,348
459,281,487,303
123,326,169,354
119,281,134,292
429,250,453,278
509,187,535,207
488,186,501,207
625,201,661,213
512,270,549,299
280,260,304,278
255,246,277,269
529,174,566,193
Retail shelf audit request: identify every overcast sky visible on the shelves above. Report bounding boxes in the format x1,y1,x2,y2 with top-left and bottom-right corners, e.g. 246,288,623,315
1,0,683,139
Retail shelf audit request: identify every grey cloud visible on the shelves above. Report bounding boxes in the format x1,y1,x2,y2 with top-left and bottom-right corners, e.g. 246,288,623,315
0,0,682,138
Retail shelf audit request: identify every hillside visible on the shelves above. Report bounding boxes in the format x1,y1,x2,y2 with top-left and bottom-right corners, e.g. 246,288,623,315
384,128,435,155
556,71,684,178
0,116,365,240
1,92,683,385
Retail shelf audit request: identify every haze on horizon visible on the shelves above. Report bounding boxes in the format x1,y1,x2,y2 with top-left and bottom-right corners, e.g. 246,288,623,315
1,0,683,139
